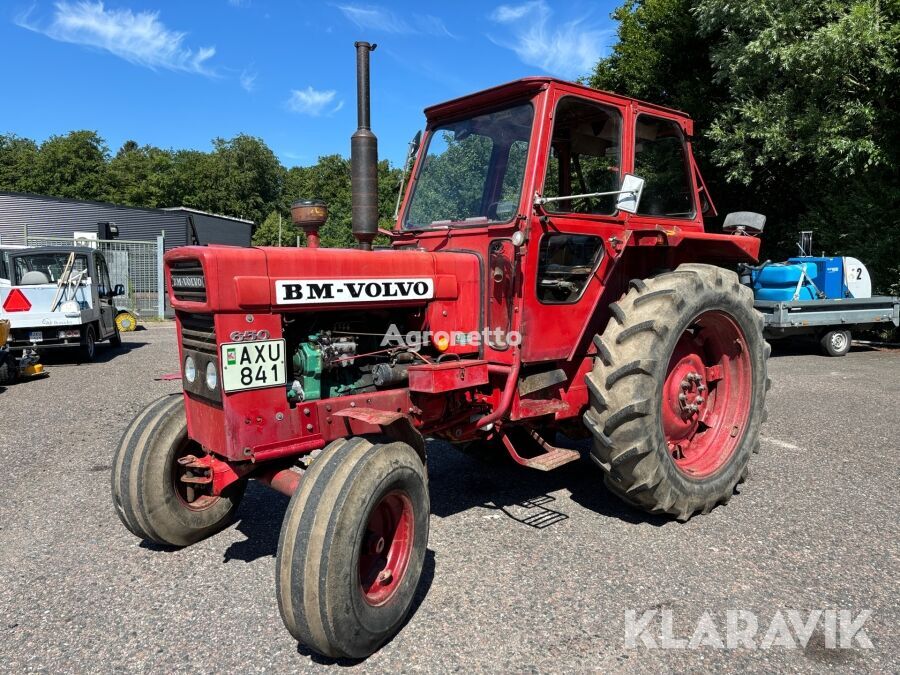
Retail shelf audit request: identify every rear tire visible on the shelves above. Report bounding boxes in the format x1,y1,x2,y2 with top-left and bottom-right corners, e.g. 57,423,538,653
584,264,770,520
111,394,246,546
276,437,429,658
80,324,97,362
820,329,851,357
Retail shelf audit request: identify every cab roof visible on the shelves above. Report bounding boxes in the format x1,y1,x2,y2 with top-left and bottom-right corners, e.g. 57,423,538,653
424,76,690,124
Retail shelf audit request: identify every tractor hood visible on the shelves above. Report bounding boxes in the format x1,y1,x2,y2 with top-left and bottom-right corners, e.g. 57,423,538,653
166,245,482,318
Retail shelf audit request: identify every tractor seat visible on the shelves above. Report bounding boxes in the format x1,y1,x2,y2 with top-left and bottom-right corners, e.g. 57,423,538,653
20,271,50,285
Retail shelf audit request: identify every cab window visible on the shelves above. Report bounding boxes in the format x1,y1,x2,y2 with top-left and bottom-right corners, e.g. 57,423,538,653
634,116,695,218
542,97,622,215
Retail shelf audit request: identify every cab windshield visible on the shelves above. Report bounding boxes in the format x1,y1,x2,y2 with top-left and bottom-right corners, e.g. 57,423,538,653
404,102,534,229
13,252,90,285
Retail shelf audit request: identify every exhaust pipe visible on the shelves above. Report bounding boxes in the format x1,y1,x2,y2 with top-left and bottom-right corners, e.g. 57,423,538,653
351,41,378,250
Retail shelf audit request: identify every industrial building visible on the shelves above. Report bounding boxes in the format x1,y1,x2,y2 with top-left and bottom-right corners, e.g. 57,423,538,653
0,191,254,248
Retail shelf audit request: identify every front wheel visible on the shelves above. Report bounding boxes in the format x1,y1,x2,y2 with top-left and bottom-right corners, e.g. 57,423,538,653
111,395,246,546
584,264,770,520
276,437,429,658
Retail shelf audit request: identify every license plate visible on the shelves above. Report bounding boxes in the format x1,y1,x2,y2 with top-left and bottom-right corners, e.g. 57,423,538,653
29,330,43,343
219,339,287,393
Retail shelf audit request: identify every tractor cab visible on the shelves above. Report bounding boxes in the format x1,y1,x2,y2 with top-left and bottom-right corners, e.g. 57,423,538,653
390,77,759,362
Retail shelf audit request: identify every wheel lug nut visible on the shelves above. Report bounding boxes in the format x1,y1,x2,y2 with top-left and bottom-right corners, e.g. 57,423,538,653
696,397,704,405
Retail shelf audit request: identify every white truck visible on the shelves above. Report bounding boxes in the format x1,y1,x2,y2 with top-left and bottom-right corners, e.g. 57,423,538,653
0,246,123,361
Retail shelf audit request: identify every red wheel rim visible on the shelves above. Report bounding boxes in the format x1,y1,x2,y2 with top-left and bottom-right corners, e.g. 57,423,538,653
359,490,415,606
661,310,752,478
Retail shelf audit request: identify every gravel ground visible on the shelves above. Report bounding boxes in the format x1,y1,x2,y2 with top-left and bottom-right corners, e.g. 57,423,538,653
1,323,897,673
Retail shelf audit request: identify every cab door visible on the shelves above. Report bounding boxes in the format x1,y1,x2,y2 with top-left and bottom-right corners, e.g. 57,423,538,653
520,91,628,362
94,254,116,338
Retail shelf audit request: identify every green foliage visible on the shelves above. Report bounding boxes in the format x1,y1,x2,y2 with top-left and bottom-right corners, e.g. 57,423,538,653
0,130,404,250
591,0,900,293
252,210,296,247
33,130,110,200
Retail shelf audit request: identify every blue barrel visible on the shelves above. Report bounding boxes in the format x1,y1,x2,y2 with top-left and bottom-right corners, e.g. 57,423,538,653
753,263,817,301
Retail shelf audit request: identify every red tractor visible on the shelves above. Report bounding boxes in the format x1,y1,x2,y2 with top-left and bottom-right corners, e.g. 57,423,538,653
112,43,769,658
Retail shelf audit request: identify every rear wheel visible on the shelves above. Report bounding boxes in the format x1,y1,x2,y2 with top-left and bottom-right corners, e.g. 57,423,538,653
820,329,851,357
276,437,429,658
584,264,770,520
111,394,246,546
109,323,122,348
80,324,97,362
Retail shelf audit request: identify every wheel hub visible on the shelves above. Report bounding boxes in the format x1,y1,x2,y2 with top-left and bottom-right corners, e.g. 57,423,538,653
661,311,753,478
359,490,414,606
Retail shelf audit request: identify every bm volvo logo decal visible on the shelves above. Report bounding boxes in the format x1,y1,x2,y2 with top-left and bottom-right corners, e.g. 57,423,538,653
275,278,434,305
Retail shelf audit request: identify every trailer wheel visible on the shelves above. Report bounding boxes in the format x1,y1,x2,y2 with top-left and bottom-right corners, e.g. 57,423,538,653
584,264,770,520
276,437,429,658
111,394,246,546
820,329,851,357
80,324,97,362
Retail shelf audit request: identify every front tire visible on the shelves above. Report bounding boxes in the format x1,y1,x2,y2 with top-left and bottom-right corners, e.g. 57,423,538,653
584,264,770,520
111,394,246,546
276,437,429,659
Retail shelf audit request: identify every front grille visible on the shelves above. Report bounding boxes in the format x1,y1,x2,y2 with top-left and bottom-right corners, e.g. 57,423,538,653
170,260,206,303
179,312,216,355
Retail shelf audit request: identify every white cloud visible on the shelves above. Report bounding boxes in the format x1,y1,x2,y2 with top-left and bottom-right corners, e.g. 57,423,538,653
228,0,251,6
240,68,257,92
16,1,217,75
336,4,456,38
286,86,343,116
488,1,611,79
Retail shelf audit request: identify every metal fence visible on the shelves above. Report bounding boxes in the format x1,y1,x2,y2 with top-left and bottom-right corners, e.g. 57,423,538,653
24,235,166,318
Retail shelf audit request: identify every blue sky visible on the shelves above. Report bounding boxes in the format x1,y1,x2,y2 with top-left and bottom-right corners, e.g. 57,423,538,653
0,1,619,167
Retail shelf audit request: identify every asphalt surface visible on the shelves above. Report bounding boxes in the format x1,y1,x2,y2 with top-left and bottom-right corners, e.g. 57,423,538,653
1,323,897,672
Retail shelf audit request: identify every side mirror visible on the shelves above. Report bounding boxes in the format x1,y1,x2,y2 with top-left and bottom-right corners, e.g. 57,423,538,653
113,284,125,297
616,174,645,214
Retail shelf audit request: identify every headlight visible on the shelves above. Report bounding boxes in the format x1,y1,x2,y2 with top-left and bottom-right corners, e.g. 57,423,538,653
205,361,218,390
184,355,196,383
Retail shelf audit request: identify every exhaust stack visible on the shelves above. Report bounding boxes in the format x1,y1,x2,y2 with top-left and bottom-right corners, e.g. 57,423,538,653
351,41,378,250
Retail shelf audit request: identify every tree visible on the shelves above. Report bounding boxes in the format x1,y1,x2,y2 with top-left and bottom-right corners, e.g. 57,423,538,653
33,130,110,200
252,210,297,247
0,134,40,193
590,0,900,293
106,142,177,208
